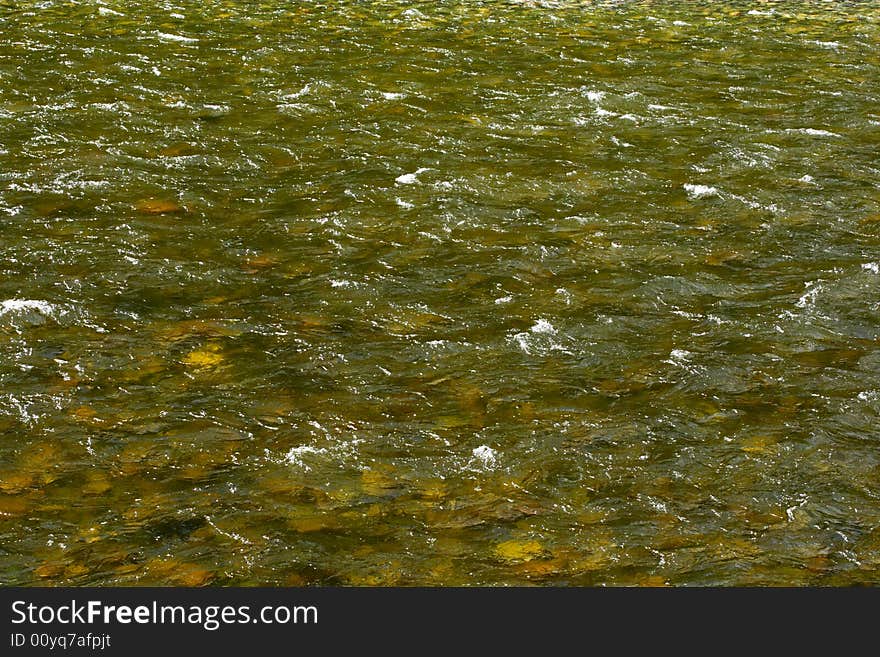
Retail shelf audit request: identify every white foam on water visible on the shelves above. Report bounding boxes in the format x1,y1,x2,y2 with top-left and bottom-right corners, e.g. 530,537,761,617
684,183,719,199
98,7,123,16
585,90,605,103
796,281,822,309
862,262,879,274
282,445,328,471
206,517,251,545
786,128,840,138
809,40,841,50
278,102,319,116
425,340,451,349
0,299,57,316
554,288,572,305
382,92,405,100
395,168,430,185
512,319,565,355
282,84,312,100
664,349,692,367
671,309,702,320
0,392,63,426
470,445,497,469
530,318,555,334
514,333,532,354
155,31,198,43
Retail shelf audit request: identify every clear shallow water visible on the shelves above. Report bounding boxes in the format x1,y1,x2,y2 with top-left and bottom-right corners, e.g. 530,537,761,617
1,0,880,586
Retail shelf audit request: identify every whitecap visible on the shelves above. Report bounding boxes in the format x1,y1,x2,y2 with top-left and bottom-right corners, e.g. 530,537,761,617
664,348,697,370
684,183,719,199
809,40,840,50
395,167,430,185
283,445,327,471
511,319,571,355
514,333,532,354
155,31,198,43
0,299,57,316
470,445,497,469
785,128,840,138
282,84,312,100
530,318,555,334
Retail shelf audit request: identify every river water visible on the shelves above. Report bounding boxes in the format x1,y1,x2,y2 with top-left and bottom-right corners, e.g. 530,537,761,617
1,0,879,585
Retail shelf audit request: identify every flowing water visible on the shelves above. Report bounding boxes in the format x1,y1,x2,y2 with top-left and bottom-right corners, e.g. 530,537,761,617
2,0,880,586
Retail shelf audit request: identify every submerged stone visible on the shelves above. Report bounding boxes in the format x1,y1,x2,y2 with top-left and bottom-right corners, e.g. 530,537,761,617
182,344,225,368
494,539,545,563
135,199,184,214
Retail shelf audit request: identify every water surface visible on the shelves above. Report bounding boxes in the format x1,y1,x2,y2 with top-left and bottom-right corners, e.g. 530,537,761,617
2,0,880,585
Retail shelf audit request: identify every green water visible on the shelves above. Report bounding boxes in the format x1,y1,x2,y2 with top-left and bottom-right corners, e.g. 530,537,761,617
1,0,880,586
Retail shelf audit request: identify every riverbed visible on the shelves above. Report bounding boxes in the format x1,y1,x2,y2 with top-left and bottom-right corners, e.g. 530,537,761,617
1,0,880,585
